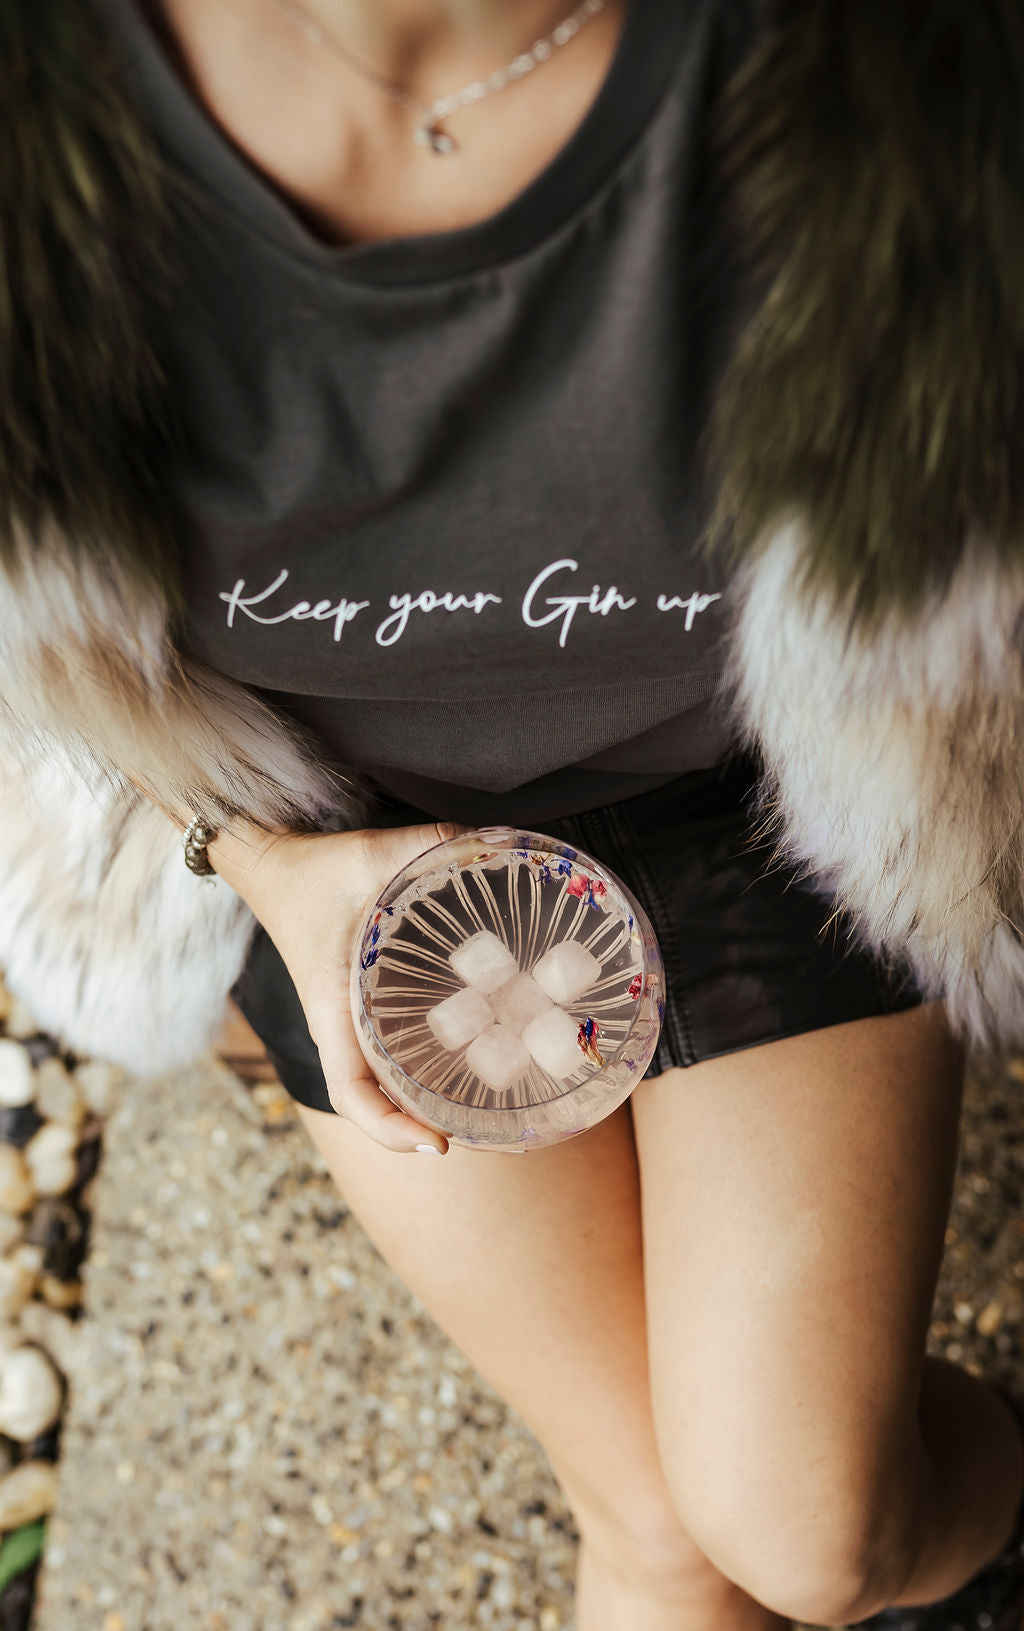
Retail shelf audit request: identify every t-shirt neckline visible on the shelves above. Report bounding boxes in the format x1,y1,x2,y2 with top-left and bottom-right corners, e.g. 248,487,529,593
99,0,691,285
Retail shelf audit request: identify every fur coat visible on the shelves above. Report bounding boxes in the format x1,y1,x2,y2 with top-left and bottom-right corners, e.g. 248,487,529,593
3,0,1024,1076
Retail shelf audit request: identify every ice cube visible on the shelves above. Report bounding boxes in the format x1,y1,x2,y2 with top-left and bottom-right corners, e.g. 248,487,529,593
522,1008,584,1079
449,929,519,995
425,987,494,1052
464,1025,531,1092
488,972,553,1037
531,940,602,1005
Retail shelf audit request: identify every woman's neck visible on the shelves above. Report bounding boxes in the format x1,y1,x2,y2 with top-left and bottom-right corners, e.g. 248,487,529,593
142,0,625,246
292,0,584,86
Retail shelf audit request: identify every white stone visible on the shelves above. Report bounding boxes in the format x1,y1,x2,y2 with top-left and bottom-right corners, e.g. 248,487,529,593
0,1218,24,1257
12,1242,42,1278
40,1275,82,1311
34,1059,85,1128
24,1123,77,1198
464,1026,530,1092
0,1148,33,1216
522,1008,584,1079
425,987,494,1052
531,940,602,1005
0,1258,35,1322
73,1060,122,1117
11,1243,42,1282
0,1327,23,1360
2,996,37,1041
449,930,518,995
0,1346,62,1440
0,1041,34,1108
487,973,553,1037
0,1461,59,1527
18,1303,81,1378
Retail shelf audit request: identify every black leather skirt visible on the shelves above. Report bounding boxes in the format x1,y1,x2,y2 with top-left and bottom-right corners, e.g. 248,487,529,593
230,753,923,1114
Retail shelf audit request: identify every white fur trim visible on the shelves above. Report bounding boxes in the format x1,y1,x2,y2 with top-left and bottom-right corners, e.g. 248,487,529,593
0,523,360,832
0,744,257,1075
0,746,262,1076
731,519,1024,1050
0,525,368,1073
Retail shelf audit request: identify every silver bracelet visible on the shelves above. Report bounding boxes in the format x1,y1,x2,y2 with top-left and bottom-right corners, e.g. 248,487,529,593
183,812,219,876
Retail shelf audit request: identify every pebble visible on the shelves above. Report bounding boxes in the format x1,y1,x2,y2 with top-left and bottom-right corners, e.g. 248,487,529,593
72,1062,120,1119
34,1062,85,1130
0,1325,26,1358
40,1276,82,1311
977,1300,1005,1337
329,1525,360,1546
17,1304,79,1378
0,1347,64,1440
0,1460,59,1526
0,1043,34,1109
252,1083,290,1110
12,1245,43,1280
2,997,38,1042
0,1258,36,1323
491,1576,516,1610
23,1124,78,1198
0,1148,33,1216
0,1218,24,1257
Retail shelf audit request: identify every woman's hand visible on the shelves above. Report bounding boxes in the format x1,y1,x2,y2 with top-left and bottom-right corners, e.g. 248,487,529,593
211,819,468,1154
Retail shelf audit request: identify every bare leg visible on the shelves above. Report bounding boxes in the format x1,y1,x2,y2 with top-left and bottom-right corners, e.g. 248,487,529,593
573,1533,788,1631
632,1003,1022,1625
294,1099,786,1629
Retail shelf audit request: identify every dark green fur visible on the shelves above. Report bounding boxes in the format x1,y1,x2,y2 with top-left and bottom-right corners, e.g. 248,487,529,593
0,0,183,612
706,0,1024,619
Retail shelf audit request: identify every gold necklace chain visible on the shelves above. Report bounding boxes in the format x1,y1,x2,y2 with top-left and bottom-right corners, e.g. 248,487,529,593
263,0,608,153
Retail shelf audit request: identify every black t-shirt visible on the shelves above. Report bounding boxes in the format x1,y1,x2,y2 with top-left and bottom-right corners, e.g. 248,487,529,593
97,0,751,825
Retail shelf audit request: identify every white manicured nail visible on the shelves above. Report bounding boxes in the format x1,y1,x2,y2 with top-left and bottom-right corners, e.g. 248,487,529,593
415,1143,444,1155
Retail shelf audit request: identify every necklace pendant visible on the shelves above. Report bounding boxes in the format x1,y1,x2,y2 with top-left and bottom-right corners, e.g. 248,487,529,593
414,120,456,156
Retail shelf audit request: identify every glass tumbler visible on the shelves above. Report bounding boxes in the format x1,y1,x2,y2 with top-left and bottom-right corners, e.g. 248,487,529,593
349,827,665,1153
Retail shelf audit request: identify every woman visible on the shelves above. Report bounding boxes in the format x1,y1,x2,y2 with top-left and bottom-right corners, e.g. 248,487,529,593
3,0,1024,1625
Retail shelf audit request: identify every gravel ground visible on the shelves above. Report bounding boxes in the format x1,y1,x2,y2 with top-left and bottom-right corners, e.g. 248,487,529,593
31,1059,578,1631
28,1047,1024,1631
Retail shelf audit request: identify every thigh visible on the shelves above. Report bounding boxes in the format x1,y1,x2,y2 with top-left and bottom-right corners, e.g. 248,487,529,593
293,1097,693,1571
631,1003,965,1583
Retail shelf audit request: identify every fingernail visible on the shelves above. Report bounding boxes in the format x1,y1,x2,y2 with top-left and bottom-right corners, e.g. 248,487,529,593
415,1142,445,1155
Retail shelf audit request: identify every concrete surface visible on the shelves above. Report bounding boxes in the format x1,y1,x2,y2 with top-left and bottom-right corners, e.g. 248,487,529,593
30,1045,1024,1631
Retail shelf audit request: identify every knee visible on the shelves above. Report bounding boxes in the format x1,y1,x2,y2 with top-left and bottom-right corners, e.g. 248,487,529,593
664,1438,915,1624
698,1506,907,1625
